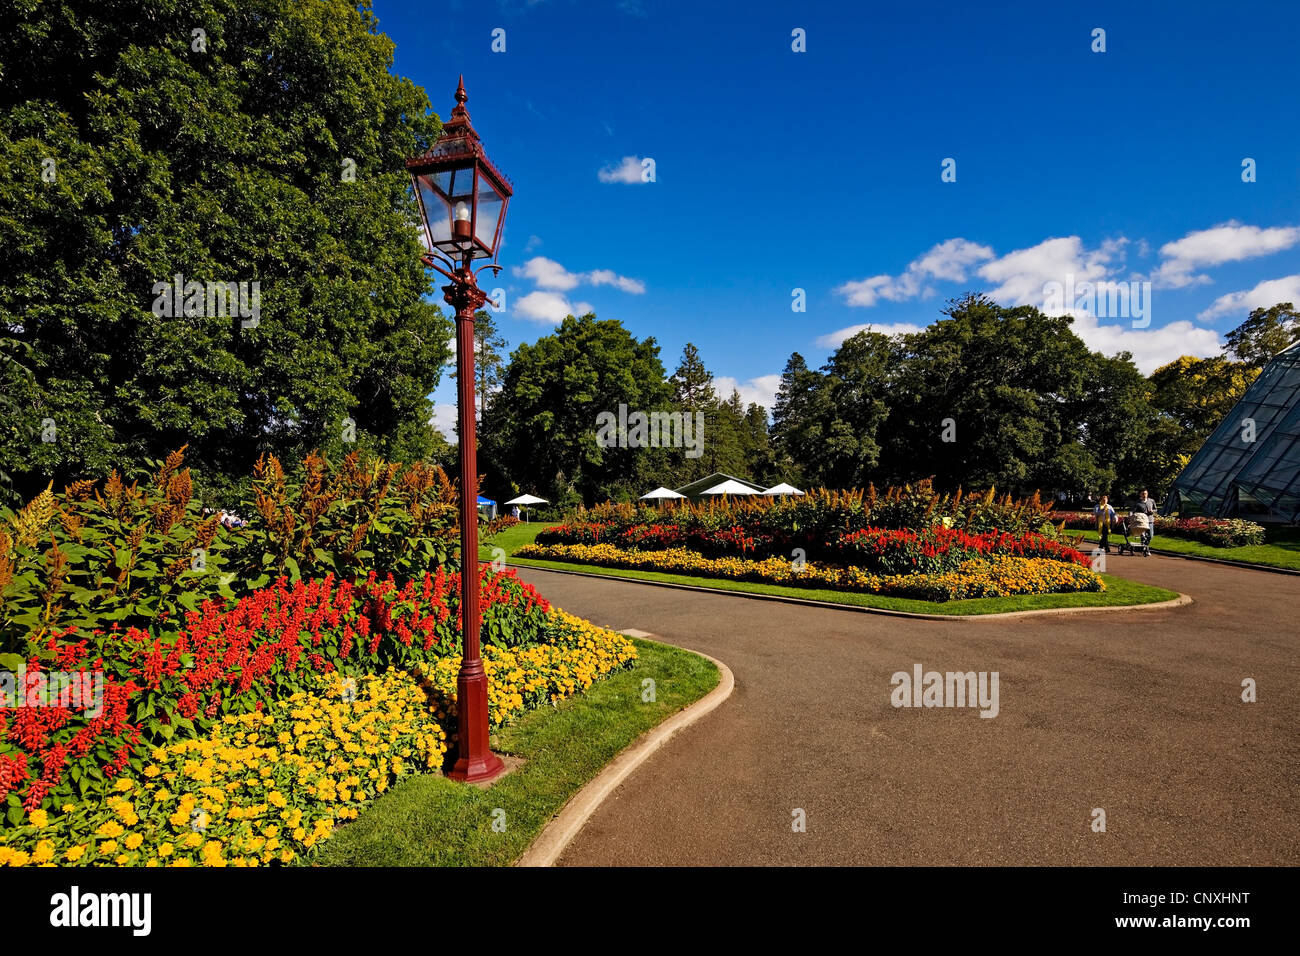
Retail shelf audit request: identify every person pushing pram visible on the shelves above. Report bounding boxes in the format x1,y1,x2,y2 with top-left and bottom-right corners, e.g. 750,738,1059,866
1120,503,1153,556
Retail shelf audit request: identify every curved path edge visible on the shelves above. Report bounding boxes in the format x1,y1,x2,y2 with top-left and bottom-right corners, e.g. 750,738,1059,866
508,561,1193,621
515,645,735,867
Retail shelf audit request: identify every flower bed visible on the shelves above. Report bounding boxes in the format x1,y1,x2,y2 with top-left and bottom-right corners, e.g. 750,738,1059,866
0,612,636,866
0,566,552,818
1053,512,1265,548
536,483,1056,561
515,542,1103,602
538,520,1088,571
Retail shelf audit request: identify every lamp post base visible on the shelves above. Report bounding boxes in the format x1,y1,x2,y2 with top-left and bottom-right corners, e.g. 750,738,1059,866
446,661,507,784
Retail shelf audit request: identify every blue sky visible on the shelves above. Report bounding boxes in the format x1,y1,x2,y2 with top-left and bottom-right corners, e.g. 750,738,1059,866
371,0,1300,435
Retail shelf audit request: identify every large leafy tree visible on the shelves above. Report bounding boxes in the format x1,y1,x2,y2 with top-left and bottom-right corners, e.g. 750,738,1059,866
1223,302,1300,368
0,0,452,503
482,313,674,507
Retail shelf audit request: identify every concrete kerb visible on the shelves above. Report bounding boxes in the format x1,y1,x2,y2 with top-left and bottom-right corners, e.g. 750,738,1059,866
507,561,1193,622
516,644,734,867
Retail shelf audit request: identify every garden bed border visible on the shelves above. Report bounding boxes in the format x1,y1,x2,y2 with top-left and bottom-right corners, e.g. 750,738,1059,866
501,560,1192,621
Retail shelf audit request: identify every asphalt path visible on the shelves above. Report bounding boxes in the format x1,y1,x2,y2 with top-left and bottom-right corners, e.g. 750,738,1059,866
514,555,1299,866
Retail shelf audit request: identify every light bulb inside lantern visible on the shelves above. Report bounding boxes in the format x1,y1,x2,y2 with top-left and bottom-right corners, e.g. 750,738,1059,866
454,202,470,222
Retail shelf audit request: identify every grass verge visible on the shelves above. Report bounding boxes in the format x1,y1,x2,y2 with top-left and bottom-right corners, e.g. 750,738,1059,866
313,638,719,866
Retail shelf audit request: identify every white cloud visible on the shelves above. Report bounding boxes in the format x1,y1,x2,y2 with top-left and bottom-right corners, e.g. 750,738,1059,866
597,156,648,184
977,236,1119,308
713,374,783,412
514,256,580,291
815,322,928,348
587,269,646,294
836,238,994,307
1198,274,1300,320
514,291,583,324
512,256,646,295
1153,222,1300,288
523,235,543,253
1067,312,1221,375
430,403,459,444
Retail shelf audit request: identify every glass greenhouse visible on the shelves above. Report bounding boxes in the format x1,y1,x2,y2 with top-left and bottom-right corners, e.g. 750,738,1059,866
1164,342,1300,522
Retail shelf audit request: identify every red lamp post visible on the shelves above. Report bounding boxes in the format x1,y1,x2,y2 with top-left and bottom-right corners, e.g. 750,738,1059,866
407,77,512,783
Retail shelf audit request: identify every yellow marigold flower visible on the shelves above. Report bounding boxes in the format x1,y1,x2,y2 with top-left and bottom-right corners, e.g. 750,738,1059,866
101,840,118,855
125,833,144,851
28,809,49,828
96,821,124,838
32,841,56,864
114,778,133,792
268,790,287,808
65,845,87,863
158,843,174,858
115,854,129,865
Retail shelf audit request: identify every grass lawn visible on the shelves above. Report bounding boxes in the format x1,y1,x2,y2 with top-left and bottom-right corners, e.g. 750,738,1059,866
313,638,719,866
1074,527,1300,572
483,523,1179,616
479,520,548,559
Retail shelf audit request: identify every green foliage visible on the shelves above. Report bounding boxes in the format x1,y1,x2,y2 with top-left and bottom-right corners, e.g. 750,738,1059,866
0,450,239,656
0,0,453,501
482,313,676,504
1146,354,1260,492
772,295,1159,497
0,447,461,658
233,450,459,590
1223,302,1300,368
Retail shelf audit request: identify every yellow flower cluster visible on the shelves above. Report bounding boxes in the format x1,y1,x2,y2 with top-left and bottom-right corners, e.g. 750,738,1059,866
516,543,1103,601
0,671,446,868
423,610,637,723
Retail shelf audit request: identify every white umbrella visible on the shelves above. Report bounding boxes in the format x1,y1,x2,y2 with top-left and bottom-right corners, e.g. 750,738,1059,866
503,494,548,505
763,483,805,496
699,479,760,496
503,493,548,522
639,487,685,500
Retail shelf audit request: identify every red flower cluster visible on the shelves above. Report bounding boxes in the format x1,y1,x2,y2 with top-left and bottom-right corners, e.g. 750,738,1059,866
0,565,551,816
837,527,1089,569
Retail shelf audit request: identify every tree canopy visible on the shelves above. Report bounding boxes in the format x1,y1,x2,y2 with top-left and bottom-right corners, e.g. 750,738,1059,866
0,0,452,503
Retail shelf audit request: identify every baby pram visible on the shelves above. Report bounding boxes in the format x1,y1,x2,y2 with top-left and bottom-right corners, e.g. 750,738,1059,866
1115,515,1151,556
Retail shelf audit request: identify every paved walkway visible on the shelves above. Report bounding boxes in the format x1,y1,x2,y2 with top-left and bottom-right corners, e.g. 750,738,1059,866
516,555,1299,866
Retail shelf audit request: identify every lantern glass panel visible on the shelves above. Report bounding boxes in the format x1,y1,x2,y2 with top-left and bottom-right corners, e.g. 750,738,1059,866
475,177,504,251
416,173,453,249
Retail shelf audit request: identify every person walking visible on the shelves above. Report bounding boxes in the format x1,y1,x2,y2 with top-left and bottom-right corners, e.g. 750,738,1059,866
1135,489,1156,548
1128,506,1152,556
1094,495,1117,553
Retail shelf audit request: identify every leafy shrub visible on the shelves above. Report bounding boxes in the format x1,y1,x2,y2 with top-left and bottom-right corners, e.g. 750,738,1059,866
0,449,462,662
0,450,241,656
233,451,458,589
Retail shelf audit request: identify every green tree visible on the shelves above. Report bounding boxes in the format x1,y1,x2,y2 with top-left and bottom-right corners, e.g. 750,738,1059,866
0,0,453,502
1223,302,1300,368
1145,354,1259,492
771,352,827,486
482,313,674,506
877,294,1151,497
